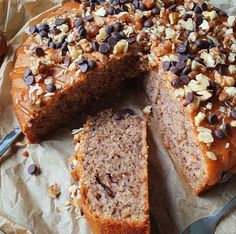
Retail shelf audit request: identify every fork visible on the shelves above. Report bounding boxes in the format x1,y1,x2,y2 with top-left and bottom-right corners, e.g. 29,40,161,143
0,127,22,157
181,196,236,234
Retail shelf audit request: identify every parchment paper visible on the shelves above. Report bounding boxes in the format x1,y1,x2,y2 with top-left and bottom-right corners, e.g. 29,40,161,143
1,1,236,233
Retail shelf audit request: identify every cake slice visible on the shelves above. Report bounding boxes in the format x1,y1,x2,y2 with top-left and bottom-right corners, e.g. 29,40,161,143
70,109,150,234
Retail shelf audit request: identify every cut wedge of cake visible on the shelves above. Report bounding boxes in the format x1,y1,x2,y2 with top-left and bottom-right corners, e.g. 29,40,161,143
70,109,150,234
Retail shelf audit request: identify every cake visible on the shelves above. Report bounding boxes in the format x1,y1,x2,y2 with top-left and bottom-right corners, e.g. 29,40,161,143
70,109,150,234
0,31,7,60
10,0,236,194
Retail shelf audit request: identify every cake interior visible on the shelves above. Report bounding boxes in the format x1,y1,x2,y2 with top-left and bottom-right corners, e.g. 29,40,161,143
80,110,149,221
145,70,208,194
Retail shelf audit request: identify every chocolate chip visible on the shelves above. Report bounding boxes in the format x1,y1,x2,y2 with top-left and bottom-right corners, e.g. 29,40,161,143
80,63,89,73
214,129,225,139
168,4,177,11
113,22,123,32
187,53,196,60
46,83,56,93
35,48,44,57
28,164,39,175
179,54,188,62
38,24,49,32
170,66,179,75
171,79,181,88
108,36,118,47
88,60,96,69
182,66,191,75
128,36,136,44
176,44,188,54
208,80,217,94
180,75,190,85
55,18,67,26
114,8,122,14
163,61,171,71
92,41,99,51
112,0,119,6
61,41,68,51
78,27,87,38
78,57,87,65
144,19,153,28
183,92,194,106
51,26,61,35
85,15,94,22
176,61,186,71
55,41,62,49
195,39,210,50
121,4,129,12
208,114,218,125
196,15,203,26
220,171,232,183
138,2,145,10
201,2,208,11
29,25,38,35
74,18,84,27
64,56,71,67
49,41,55,49
223,123,231,135
102,35,110,43
99,43,110,54
107,6,115,15
151,7,160,15
112,112,122,120
218,10,228,17
208,39,215,47
105,25,114,35
194,56,204,64
194,5,203,14
25,75,35,86
111,32,122,41
185,30,191,38
231,109,236,119
90,2,95,10
39,30,48,38
183,14,191,21
24,69,32,78
218,64,228,75
119,31,126,39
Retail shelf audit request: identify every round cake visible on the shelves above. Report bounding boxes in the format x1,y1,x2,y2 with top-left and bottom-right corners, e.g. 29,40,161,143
10,0,236,196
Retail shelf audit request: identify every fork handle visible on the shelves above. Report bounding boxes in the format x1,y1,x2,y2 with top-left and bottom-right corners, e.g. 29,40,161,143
212,196,236,223
0,128,22,157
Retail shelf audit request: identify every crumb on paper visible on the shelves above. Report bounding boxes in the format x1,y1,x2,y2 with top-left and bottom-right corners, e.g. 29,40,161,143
48,183,61,199
22,150,29,157
72,128,84,135
16,140,28,148
143,105,152,114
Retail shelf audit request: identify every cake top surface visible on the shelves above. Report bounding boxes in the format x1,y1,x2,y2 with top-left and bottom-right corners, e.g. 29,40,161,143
11,0,236,184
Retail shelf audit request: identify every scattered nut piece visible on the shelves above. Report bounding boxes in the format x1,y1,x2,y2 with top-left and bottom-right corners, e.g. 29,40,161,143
143,106,152,115
48,183,61,199
206,151,217,161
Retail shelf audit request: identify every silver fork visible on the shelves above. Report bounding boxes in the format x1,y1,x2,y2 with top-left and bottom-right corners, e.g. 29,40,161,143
181,196,236,234
0,128,22,157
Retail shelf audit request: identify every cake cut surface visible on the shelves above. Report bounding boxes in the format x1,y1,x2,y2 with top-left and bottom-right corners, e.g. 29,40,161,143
10,0,236,194
71,109,150,234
